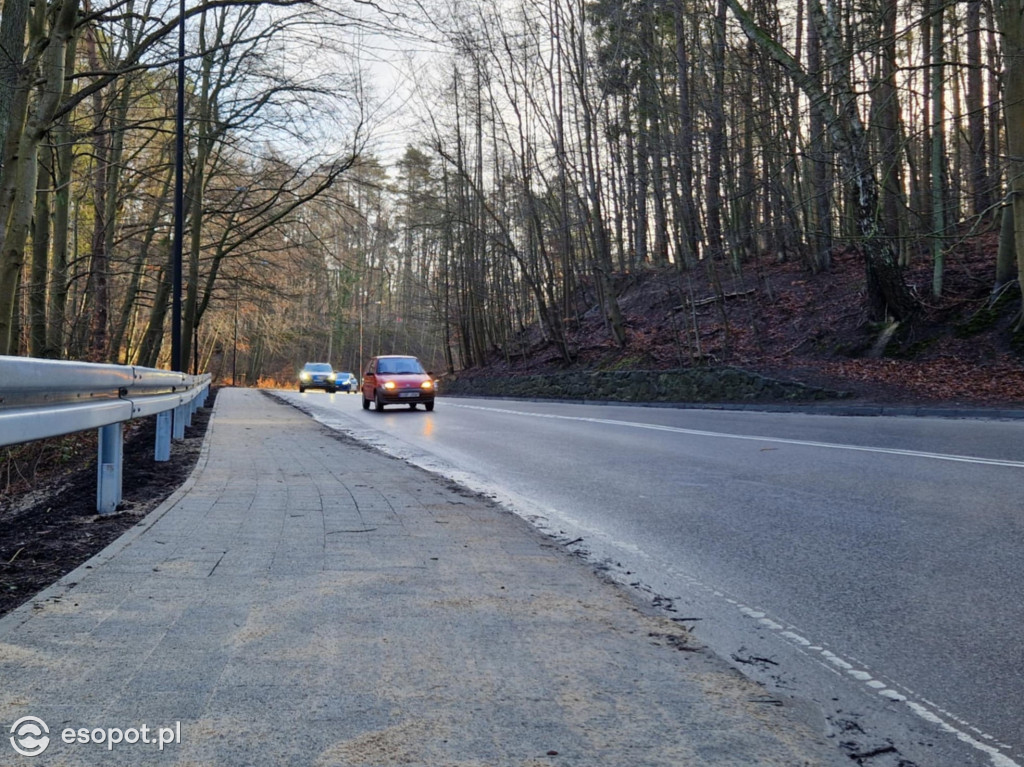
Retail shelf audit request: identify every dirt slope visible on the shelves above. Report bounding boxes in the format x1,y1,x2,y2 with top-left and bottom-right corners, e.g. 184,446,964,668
462,233,1024,406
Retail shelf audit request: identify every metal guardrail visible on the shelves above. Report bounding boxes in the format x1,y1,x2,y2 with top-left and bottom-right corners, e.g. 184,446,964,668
0,355,211,513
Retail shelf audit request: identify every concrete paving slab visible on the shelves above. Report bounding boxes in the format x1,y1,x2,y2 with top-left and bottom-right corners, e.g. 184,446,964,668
0,388,843,766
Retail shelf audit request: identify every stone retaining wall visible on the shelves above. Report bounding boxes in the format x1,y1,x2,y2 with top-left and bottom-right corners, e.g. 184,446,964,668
442,367,848,404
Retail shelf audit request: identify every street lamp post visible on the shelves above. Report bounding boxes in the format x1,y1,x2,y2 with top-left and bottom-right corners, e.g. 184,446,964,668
170,0,185,372
232,290,238,385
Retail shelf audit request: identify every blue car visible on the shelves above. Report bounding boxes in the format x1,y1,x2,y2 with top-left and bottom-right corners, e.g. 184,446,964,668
335,372,358,392
298,362,336,393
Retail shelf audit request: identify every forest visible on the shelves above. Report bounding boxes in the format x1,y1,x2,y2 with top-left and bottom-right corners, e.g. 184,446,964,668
1,0,1022,389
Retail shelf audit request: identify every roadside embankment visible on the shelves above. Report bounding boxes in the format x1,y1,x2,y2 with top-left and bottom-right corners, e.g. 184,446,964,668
443,366,849,404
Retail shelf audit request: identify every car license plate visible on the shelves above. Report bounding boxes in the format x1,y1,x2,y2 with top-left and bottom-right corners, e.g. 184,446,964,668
399,391,418,398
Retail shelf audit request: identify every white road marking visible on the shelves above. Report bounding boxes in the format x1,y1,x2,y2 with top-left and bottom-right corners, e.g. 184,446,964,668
727,598,1020,767
449,402,1024,468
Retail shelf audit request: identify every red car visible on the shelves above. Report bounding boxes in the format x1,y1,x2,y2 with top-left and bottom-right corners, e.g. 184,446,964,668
361,355,435,411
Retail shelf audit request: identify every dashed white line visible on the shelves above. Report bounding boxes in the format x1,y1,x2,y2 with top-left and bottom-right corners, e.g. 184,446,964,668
726,601,1021,767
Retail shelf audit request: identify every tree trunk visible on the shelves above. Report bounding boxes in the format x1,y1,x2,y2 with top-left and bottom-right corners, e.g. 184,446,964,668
642,15,668,268
673,0,700,267
930,0,946,297
44,32,77,359
966,1,990,217
633,108,650,266
28,144,51,357
181,9,215,373
873,0,906,264
996,202,1016,290
996,0,1024,328
705,0,728,264
0,0,29,150
987,7,1002,210
738,44,757,266
85,25,111,361
806,3,832,272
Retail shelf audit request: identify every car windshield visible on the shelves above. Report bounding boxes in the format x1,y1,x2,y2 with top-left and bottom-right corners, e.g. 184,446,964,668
337,372,353,378
377,358,424,375
304,363,332,373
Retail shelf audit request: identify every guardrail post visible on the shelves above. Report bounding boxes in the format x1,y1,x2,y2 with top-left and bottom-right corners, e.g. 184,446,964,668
155,410,172,461
97,423,123,514
173,404,186,440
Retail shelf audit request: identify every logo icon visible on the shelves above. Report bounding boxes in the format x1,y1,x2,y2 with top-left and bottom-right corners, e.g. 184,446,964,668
10,716,49,757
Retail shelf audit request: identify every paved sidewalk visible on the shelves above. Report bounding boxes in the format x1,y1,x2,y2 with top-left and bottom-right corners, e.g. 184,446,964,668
1,388,842,766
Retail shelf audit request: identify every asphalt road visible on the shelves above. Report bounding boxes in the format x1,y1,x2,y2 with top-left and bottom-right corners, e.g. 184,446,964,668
278,390,1024,767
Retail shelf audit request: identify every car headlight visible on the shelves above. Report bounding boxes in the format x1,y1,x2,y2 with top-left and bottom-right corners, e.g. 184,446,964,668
329,373,336,381
383,381,397,390
300,372,310,380
420,380,434,390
